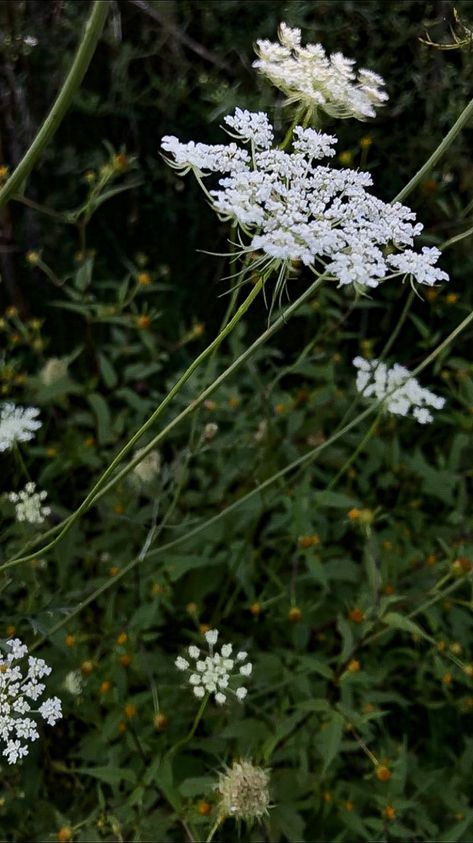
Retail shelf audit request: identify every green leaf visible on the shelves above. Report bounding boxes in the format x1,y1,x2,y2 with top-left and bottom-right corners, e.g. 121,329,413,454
319,711,344,775
87,392,113,444
314,491,359,509
98,353,118,388
74,766,136,785
382,612,432,641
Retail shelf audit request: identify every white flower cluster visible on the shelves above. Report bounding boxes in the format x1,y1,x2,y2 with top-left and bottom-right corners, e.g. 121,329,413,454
161,110,448,291
353,356,445,423
7,482,51,525
253,22,388,120
0,638,62,764
175,629,252,705
0,403,41,452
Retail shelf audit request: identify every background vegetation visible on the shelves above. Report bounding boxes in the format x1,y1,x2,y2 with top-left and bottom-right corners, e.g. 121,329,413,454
1,1,473,841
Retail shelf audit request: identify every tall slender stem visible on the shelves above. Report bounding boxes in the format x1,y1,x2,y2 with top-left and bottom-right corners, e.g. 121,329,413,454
393,98,473,203
0,1,110,210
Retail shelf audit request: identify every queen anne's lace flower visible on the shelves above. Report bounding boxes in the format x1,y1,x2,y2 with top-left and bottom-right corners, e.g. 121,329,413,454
0,403,41,452
253,23,388,120
387,247,449,287
0,638,62,764
161,111,448,292
7,482,51,525
175,629,252,705
353,357,445,423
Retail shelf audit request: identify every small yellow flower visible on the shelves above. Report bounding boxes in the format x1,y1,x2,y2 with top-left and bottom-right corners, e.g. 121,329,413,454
199,623,211,635
249,601,262,616
57,827,73,843
46,447,57,458
119,654,131,668
383,805,396,821
80,660,94,676
6,625,16,637
347,659,360,673
124,703,137,719
288,606,303,623
441,671,453,686
83,170,96,184
204,400,218,411
26,250,40,266
0,165,10,180
298,534,320,548
109,566,120,577
445,292,459,304
136,271,152,286
84,436,95,447
359,135,373,149
5,306,18,318
348,607,365,624
153,712,168,731
376,765,391,782
116,632,128,646
338,150,353,166
425,288,439,302
99,680,111,694
136,314,151,330
112,153,129,172
449,642,462,655
197,801,211,816
274,402,286,415
65,634,76,648
228,395,241,408
344,801,354,812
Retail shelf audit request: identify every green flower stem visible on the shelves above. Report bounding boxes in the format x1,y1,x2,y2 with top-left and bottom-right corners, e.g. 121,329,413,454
4,274,327,571
327,411,382,491
168,694,209,758
393,97,473,203
440,222,473,251
379,288,416,360
206,818,222,843
0,1,110,210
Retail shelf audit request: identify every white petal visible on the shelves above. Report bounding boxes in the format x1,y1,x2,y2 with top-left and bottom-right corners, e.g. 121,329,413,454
204,629,219,646
239,662,252,676
236,687,248,701
193,686,205,698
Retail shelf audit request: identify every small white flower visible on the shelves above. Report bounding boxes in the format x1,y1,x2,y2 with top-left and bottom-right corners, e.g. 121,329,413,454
176,631,252,705
205,629,219,647
239,663,253,677
0,403,41,453
39,358,68,386
224,108,274,150
0,639,62,764
63,671,82,696
132,447,161,484
6,482,51,525
353,357,445,423
387,246,449,287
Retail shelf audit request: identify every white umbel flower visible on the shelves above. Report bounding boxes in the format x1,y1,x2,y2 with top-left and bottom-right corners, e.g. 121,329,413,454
7,482,51,525
353,357,445,423
161,111,448,293
0,638,62,764
253,22,388,121
175,629,252,705
0,403,41,452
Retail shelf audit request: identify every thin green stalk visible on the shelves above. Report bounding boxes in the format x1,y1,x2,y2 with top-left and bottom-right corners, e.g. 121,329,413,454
379,288,416,360
327,411,382,490
168,695,209,758
0,1,110,210
206,818,222,843
394,97,473,203
3,277,264,569
440,222,473,251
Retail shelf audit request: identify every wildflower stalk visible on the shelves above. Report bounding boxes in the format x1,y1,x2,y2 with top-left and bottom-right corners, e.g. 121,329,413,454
327,411,382,490
394,97,473,203
440,222,473,251
206,818,222,843
168,694,209,758
0,1,110,210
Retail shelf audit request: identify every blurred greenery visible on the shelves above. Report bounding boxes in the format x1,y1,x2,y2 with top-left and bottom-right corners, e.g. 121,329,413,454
1,1,473,841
